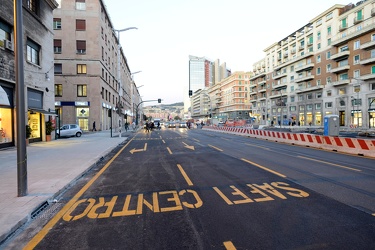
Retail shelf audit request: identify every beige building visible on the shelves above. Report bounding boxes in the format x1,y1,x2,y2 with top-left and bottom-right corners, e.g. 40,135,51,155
53,0,140,131
0,0,58,149
251,2,375,128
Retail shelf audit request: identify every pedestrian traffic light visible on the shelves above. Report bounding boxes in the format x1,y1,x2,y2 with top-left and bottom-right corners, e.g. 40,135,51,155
158,99,161,103
124,113,127,120
189,90,193,96
108,109,112,117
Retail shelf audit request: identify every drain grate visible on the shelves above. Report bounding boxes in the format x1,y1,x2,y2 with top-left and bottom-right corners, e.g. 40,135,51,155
30,201,49,219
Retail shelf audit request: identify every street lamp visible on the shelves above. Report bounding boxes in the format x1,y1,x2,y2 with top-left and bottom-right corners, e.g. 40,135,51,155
113,27,137,132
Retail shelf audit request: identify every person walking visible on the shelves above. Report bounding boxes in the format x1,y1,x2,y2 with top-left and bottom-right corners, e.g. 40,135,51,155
125,122,129,132
93,121,97,131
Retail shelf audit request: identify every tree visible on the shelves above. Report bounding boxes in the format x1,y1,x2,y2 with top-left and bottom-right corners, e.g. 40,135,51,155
174,116,181,120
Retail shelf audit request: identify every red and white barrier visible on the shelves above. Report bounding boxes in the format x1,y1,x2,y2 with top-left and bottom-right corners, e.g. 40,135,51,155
204,127,375,158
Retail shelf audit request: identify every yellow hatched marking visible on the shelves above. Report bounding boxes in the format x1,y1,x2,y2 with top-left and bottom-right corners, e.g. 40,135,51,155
241,158,287,178
177,164,193,186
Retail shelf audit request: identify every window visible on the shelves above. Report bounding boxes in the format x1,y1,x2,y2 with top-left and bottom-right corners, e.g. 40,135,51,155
307,93,313,100
76,20,86,31
0,20,11,49
326,51,331,59
307,104,313,111
354,40,360,50
354,55,360,64
326,13,333,21
339,73,348,81
77,64,87,74
54,39,61,53
55,84,62,97
76,40,86,54
327,77,331,84
316,92,322,98
327,38,331,46
354,70,360,78
53,18,61,29
327,90,332,96
327,26,332,35
315,103,321,110
340,45,348,52
326,64,331,72
27,0,38,15
26,39,40,65
339,88,346,95
316,55,321,63
76,0,86,10
325,102,332,108
317,43,321,50
341,18,347,29
77,85,87,97
316,67,321,75
54,63,62,74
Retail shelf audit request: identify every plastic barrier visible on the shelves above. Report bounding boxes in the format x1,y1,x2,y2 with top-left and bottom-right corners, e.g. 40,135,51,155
204,126,375,158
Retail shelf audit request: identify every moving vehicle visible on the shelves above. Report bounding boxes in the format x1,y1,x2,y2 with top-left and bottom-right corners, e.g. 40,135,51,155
179,122,187,128
168,122,176,128
56,124,83,138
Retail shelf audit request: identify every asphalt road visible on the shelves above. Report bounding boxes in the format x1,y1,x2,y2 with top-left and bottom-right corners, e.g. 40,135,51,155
4,127,375,249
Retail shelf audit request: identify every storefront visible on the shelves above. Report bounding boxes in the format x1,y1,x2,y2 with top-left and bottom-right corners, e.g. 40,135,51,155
0,85,14,148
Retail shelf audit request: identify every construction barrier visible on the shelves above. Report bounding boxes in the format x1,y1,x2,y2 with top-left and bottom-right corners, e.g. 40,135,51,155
203,126,375,158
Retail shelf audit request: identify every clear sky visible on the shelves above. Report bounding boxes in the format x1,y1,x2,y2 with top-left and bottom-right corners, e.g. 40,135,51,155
104,0,350,105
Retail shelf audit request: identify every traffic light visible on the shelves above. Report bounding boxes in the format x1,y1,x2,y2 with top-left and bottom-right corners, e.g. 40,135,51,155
124,113,127,120
108,109,112,117
189,90,193,96
158,99,161,103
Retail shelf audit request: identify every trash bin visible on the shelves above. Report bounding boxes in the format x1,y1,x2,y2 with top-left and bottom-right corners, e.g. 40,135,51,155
324,115,339,136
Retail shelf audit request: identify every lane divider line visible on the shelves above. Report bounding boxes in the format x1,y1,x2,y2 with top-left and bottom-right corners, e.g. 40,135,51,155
297,156,361,172
241,158,287,178
166,147,173,155
208,144,223,152
24,138,135,249
244,143,270,150
177,164,193,186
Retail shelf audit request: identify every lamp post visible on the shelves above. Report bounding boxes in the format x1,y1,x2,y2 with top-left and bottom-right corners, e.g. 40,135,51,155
114,27,137,132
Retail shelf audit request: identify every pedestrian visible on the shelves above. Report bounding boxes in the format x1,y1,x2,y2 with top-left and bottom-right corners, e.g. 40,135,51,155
93,121,96,131
132,121,136,130
145,121,149,133
125,122,129,131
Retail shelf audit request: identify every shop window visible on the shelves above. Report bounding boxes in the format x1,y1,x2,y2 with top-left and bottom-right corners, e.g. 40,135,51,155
0,108,13,144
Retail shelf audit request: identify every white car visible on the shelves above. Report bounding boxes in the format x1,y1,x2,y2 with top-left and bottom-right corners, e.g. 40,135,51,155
57,124,82,138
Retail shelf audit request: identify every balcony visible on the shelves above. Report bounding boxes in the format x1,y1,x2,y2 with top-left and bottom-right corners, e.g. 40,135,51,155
272,82,288,90
332,79,350,86
332,19,375,47
295,74,314,83
273,72,287,80
360,56,375,65
330,50,350,61
330,65,350,74
360,40,375,50
353,16,364,25
258,87,267,93
250,70,266,80
359,73,375,81
295,62,314,73
339,24,348,32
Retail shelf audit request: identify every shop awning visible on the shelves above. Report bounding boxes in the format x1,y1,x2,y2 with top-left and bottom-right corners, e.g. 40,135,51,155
29,108,58,116
0,86,10,106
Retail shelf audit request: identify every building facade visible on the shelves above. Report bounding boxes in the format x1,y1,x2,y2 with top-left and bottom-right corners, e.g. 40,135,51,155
0,0,58,149
53,0,139,132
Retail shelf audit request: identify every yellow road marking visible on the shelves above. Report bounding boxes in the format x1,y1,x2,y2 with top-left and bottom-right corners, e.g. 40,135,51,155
182,142,195,150
167,147,173,155
177,164,193,186
144,143,147,151
213,187,233,205
162,140,165,143
24,138,134,249
208,144,223,152
297,156,361,172
244,143,270,150
192,138,200,142
241,158,287,178
223,241,237,250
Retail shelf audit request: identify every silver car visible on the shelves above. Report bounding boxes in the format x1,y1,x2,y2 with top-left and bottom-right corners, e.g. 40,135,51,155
57,124,82,138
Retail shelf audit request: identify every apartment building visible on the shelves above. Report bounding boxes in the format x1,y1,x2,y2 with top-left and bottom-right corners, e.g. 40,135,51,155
53,0,138,131
250,1,375,128
0,0,58,149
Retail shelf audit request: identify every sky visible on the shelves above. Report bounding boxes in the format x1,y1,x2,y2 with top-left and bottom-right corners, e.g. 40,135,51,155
104,0,350,105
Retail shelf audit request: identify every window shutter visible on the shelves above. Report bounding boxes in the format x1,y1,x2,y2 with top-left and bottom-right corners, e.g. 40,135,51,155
77,40,86,50
76,20,86,30
54,39,61,46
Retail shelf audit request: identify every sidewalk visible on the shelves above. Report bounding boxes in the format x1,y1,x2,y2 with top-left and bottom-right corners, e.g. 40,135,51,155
0,129,133,245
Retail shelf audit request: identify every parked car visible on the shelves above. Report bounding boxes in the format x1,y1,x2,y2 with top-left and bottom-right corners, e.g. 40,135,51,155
56,124,82,138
